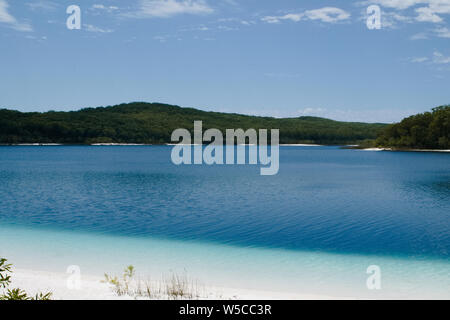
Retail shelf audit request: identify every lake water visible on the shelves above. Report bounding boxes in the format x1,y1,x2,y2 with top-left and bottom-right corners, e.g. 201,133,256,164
0,146,449,299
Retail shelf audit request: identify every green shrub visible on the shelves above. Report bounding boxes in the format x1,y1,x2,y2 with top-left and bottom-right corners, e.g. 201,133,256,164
0,257,52,301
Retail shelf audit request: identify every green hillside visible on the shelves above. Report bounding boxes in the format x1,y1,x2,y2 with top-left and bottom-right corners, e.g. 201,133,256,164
376,105,450,150
0,102,387,145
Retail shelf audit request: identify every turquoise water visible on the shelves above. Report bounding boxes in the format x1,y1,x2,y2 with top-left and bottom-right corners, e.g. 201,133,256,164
0,146,449,298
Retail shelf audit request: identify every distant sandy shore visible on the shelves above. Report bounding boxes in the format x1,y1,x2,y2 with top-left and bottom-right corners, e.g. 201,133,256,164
361,148,391,151
279,144,322,147
362,147,450,153
91,143,151,146
9,268,344,300
2,144,323,147
9,143,63,146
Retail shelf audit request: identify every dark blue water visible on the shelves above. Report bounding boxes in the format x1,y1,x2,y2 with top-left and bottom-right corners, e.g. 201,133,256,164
0,146,449,259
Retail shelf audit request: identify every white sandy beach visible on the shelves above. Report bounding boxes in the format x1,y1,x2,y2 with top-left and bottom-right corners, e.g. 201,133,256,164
8,268,342,300
362,148,391,151
362,147,450,152
280,144,322,147
13,143,63,146
91,143,150,146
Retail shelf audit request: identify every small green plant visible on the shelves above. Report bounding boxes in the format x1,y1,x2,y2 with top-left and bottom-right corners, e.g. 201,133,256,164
102,265,136,296
0,289,52,301
165,273,190,299
34,292,53,301
0,258,12,289
0,257,52,301
103,266,201,300
1,288,30,300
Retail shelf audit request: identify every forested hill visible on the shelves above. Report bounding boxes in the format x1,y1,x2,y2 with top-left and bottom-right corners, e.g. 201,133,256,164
376,105,450,150
0,102,387,145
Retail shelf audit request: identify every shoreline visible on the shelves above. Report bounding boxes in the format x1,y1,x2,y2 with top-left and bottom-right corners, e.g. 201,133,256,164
279,144,322,147
1,143,448,152
9,268,343,300
361,147,450,153
1,143,323,147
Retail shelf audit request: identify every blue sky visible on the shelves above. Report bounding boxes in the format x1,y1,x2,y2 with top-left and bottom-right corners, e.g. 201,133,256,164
0,0,449,123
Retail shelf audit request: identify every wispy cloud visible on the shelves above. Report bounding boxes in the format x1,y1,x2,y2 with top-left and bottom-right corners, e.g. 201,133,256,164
26,0,58,12
84,24,114,33
0,0,32,31
91,4,120,13
434,26,450,37
433,50,450,63
129,0,214,18
410,32,429,39
262,7,351,24
409,51,450,64
382,11,414,27
306,7,351,23
360,9,414,29
410,56,429,62
415,6,444,22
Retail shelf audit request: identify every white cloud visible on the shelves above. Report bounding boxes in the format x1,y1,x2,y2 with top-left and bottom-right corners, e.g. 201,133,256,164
217,25,238,31
262,7,350,24
410,56,429,62
153,35,167,42
134,0,214,18
409,51,450,64
376,10,414,28
363,0,425,10
0,0,32,31
364,0,450,10
364,0,450,24
415,6,444,22
433,51,450,63
84,24,114,33
261,16,281,24
262,13,303,24
305,7,351,23
0,0,14,24
410,32,429,39
240,20,255,26
434,26,450,36
92,4,119,13
27,1,58,12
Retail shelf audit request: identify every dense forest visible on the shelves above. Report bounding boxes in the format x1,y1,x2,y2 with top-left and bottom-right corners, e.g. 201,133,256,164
0,102,387,145
376,105,450,150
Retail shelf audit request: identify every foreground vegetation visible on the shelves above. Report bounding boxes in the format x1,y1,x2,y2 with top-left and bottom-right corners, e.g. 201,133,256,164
103,265,202,300
0,102,386,145
376,105,450,150
0,258,52,300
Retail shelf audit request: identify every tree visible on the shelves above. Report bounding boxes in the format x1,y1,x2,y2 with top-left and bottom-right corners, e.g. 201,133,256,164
376,105,450,150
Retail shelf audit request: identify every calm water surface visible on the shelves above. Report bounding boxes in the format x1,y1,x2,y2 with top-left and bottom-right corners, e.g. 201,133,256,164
0,146,448,259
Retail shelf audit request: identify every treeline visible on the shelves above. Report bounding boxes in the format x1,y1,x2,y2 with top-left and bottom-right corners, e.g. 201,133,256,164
376,105,450,150
0,102,386,145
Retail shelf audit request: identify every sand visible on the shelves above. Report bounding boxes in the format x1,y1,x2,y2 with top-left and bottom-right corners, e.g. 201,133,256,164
8,268,343,300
